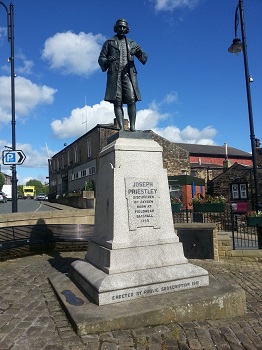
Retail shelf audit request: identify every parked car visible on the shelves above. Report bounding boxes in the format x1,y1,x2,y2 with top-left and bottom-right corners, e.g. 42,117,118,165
0,192,7,203
36,193,46,201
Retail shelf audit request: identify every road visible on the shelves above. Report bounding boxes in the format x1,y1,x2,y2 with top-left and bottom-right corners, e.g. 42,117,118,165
0,199,57,214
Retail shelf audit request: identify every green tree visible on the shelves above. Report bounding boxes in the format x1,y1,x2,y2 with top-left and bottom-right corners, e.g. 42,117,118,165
0,173,5,190
26,179,44,196
17,184,23,198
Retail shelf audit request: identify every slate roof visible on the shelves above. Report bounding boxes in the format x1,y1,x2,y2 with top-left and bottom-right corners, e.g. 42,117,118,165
175,143,252,159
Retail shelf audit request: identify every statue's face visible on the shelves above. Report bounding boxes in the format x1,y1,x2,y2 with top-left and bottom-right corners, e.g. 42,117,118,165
116,22,128,37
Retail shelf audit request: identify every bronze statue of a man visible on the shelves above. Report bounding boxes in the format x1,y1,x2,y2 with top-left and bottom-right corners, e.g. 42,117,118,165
98,19,147,131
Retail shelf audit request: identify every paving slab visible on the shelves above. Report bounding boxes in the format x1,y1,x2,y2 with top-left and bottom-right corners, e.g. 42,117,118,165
1,252,262,349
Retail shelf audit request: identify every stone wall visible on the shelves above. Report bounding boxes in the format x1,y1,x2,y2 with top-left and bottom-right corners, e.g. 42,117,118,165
57,192,95,209
0,209,95,228
217,231,262,262
256,147,262,167
217,231,232,259
151,133,190,175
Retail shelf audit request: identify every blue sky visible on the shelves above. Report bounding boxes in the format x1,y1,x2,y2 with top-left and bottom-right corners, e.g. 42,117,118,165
0,0,261,184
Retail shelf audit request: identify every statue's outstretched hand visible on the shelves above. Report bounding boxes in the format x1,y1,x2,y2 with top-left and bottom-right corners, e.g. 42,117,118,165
130,45,142,56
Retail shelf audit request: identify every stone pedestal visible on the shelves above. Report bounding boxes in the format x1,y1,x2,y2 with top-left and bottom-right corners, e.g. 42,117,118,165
70,132,209,305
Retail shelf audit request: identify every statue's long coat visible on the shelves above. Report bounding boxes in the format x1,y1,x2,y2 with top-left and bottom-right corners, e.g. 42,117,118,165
98,35,147,103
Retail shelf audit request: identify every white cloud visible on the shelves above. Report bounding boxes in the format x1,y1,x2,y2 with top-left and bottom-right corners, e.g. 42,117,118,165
51,101,115,139
162,91,178,104
51,99,217,145
136,108,167,130
180,125,216,142
153,125,183,142
51,101,169,139
16,51,34,75
154,0,201,11
0,27,7,43
16,143,50,168
42,31,106,76
0,138,57,185
17,174,49,185
0,76,57,123
150,91,179,110
0,140,56,170
154,125,216,144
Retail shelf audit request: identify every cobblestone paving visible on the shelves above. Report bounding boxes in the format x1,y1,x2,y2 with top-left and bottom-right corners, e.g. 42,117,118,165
0,252,261,349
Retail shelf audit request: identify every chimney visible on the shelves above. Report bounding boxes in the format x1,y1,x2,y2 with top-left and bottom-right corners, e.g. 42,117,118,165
223,143,231,171
223,158,232,171
224,143,228,159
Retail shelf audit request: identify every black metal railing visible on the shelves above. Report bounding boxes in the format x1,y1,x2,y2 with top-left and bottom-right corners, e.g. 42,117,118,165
172,207,261,250
172,208,232,231
231,215,259,249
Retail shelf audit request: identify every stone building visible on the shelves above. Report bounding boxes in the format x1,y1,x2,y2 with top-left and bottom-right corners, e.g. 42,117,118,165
0,172,12,185
48,121,258,206
48,122,119,199
210,161,262,211
149,132,190,176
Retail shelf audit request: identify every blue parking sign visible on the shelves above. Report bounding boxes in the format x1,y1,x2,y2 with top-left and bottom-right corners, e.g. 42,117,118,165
5,152,16,163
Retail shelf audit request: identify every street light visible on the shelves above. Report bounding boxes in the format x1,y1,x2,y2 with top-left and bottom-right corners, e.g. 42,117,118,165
0,1,17,212
228,0,261,212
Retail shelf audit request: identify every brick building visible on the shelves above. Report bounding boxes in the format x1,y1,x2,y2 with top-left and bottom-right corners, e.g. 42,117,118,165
174,142,253,182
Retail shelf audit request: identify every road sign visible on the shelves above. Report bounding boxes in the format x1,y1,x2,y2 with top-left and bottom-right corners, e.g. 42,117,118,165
2,150,26,165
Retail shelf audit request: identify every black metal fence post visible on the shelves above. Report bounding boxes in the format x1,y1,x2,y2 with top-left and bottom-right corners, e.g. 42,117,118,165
257,226,262,249
231,205,236,250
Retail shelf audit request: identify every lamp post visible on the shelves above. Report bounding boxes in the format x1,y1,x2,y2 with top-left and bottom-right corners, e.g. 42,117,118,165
0,1,17,212
228,0,261,212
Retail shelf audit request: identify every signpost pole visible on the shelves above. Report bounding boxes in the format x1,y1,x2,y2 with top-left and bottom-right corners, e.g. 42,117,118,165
9,3,17,213
0,2,17,212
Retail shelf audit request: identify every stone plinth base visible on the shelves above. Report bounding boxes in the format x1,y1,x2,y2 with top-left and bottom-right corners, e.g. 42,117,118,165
49,272,246,335
70,259,209,305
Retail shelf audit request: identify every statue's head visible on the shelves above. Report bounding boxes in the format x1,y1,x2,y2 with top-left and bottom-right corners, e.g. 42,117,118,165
114,19,130,34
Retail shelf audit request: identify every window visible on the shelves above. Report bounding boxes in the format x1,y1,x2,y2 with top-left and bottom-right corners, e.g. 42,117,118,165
230,183,248,200
169,184,182,201
74,144,78,163
49,159,53,172
240,184,247,199
87,137,91,157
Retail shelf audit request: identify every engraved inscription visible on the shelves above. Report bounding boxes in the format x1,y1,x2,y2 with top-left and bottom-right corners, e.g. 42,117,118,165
109,279,201,302
125,178,160,230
